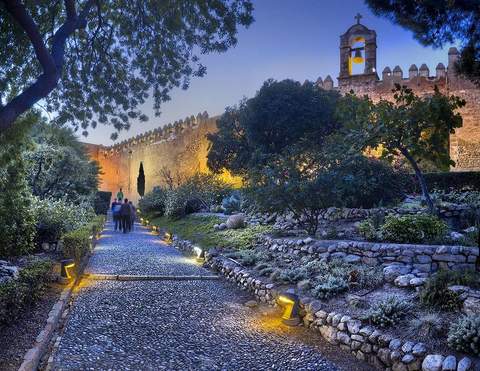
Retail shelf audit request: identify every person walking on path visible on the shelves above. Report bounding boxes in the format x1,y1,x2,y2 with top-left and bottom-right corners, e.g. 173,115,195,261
120,198,132,233
116,188,124,202
112,199,122,231
128,201,136,231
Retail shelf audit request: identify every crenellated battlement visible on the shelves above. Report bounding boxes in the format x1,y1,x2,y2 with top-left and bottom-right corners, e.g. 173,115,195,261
98,111,211,157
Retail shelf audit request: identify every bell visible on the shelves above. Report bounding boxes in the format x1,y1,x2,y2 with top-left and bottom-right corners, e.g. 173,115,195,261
352,49,364,64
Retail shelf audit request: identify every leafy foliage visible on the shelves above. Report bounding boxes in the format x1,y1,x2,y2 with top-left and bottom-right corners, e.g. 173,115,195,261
380,214,448,244
0,260,53,325
94,191,112,215
365,0,480,84
0,1,254,135
25,124,99,202
448,315,480,355
62,228,91,264
0,114,37,258
222,191,243,214
207,79,340,176
420,270,480,311
366,296,412,328
337,85,465,213
139,187,168,216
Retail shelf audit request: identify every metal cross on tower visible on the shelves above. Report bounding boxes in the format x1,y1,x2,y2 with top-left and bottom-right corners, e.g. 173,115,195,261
354,13,362,24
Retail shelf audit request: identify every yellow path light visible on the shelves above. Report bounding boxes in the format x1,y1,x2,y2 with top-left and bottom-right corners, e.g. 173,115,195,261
277,291,300,326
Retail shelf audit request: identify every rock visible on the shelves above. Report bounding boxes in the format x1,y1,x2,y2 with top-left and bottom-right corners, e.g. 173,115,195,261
336,331,350,345
393,362,408,371
394,274,416,287
297,279,311,291
346,319,361,334
384,264,412,282
410,277,427,287
463,226,477,234
412,343,427,357
303,237,313,244
463,297,480,315
244,300,257,308
402,354,415,364
226,214,245,229
347,294,366,308
449,231,464,241
456,357,472,371
421,354,444,371
319,325,337,344
344,254,361,263
218,223,227,230
378,348,391,366
402,341,415,353
441,355,456,371
389,338,402,350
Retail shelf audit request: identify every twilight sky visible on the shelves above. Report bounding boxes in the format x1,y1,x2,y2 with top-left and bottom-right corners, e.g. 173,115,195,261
85,0,454,145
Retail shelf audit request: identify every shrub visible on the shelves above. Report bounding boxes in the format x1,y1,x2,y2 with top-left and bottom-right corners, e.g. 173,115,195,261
311,275,349,299
226,213,245,229
409,312,446,338
62,228,91,264
31,198,96,243
420,270,480,310
222,191,242,214
366,296,412,328
380,214,448,244
0,260,53,325
139,187,167,215
336,156,407,208
415,171,480,192
358,219,377,241
447,315,480,355
93,191,112,215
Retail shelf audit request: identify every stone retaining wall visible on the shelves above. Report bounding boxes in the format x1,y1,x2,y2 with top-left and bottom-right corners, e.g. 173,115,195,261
171,236,477,371
260,236,479,274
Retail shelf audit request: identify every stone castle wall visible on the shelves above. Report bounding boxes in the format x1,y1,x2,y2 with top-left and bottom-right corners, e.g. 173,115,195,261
317,48,480,172
85,113,218,203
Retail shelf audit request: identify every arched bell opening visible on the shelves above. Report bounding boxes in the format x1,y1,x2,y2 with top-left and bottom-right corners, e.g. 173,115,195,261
349,36,365,75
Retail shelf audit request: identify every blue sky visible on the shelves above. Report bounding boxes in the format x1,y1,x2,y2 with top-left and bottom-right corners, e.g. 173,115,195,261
85,0,453,145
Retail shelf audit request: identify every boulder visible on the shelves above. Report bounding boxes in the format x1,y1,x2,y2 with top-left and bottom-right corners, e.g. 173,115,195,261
226,214,246,229
441,355,456,371
384,264,412,282
457,357,472,371
421,354,444,371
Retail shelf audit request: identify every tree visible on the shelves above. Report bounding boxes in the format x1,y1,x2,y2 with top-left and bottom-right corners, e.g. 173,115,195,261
337,85,465,213
207,79,340,176
137,162,145,198
25,123,100,202
365,0,480,84
0,1,254,137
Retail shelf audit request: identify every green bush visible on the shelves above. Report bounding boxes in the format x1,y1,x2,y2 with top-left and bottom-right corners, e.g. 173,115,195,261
447,315,480,355
358,219,377,241
31,198,96,243
86,215,105,236
366,296,412,328
62,228,91,263
337,156,407,208
420,270,480,310
139,187,167,215
380,214,448,244
421,172,480,192
0,260,53,325
222,191,243,214
94,191,112,215
311,275,349,299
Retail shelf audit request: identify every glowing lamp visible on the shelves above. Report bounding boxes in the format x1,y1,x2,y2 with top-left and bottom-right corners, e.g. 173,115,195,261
60,259,75,279
193,246,204,260
140,217,144,223
277,291,300,326
164,232,173,243
352,49,364,64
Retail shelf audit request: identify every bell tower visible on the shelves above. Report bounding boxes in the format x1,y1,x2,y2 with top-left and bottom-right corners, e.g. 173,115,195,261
338,14,378,87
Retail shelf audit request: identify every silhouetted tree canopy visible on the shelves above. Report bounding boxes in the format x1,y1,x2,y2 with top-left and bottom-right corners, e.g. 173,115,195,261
0,0,254,138
365,0,480,84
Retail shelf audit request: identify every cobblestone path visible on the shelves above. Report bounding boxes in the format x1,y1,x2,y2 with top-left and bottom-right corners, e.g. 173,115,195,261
54,221,369,371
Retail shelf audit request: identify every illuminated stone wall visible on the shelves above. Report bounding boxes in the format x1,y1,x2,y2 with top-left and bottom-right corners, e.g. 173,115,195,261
85,113,219,203
317,47,480,172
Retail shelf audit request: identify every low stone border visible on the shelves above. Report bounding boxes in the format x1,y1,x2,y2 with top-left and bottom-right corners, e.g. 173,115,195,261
171,236,477,371
18,223,105,371
83,273,220,281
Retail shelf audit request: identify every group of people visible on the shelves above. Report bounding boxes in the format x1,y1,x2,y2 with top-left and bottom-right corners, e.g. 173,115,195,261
111,188,137,233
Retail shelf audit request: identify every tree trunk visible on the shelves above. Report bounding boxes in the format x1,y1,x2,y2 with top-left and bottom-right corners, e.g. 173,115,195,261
400,147,435,214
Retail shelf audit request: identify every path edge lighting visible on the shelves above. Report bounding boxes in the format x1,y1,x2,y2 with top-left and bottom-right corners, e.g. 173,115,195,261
277,290,300,326
60,259,75,280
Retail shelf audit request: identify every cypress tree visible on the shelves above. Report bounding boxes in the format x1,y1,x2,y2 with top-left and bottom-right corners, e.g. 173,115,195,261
137,162,145,198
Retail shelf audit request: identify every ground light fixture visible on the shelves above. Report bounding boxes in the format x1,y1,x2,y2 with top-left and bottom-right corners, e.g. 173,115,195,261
164,231,173,243
60,259,75,279
277,290,300,326
193,246,205,261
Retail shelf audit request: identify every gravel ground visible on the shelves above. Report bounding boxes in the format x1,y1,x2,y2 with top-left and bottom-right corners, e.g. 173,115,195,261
54,221,371,371
86,222,211,276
